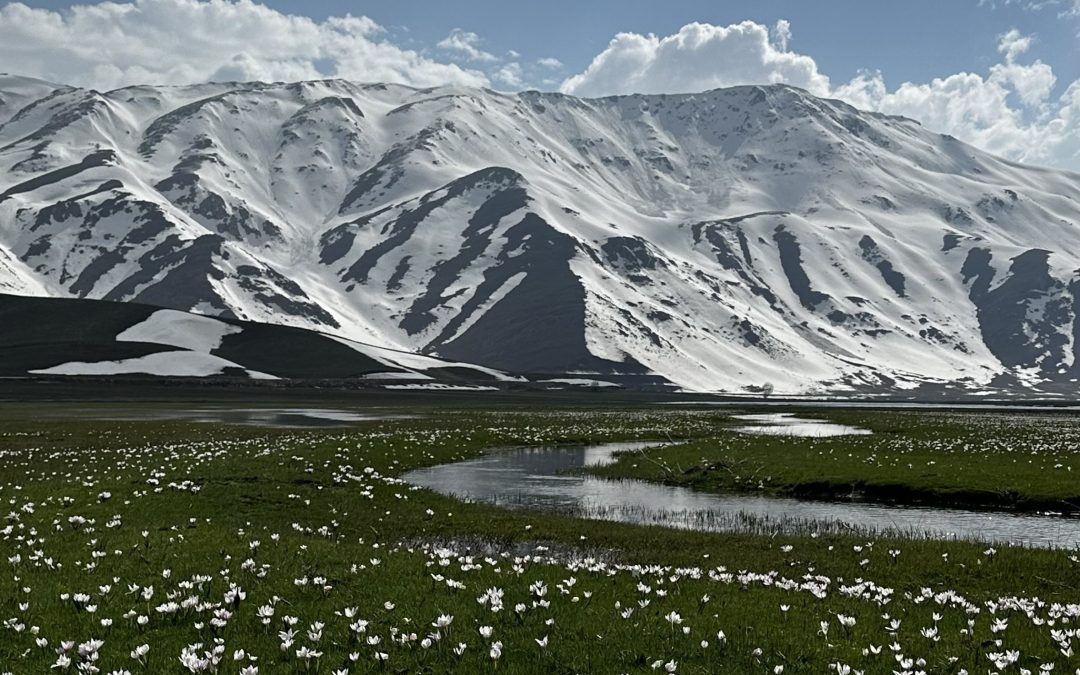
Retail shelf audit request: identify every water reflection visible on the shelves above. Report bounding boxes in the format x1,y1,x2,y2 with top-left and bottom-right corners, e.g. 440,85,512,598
731,413,873,437
404,441,1080,549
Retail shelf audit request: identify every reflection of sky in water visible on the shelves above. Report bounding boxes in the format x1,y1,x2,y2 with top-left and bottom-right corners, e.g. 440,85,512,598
405,440,1080,549
731,413,873,437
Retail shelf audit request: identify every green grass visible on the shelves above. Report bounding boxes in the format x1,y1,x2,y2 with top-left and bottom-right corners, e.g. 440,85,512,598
1,405,1079,673
588,409,1080,511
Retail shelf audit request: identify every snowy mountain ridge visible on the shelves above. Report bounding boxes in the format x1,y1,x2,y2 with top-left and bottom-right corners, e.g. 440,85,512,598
2,72,1080,394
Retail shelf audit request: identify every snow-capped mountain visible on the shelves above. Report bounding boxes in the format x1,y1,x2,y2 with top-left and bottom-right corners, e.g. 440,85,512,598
2,72,1080,394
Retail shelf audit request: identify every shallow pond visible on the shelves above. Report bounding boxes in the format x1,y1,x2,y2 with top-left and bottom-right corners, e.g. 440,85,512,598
730,413,873,437
404,439,1080,548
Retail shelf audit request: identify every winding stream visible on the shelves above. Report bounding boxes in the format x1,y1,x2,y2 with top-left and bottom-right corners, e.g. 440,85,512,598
404,417,1080,549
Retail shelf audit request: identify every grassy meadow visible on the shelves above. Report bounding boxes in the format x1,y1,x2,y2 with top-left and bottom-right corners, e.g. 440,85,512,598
1,403,1079,674
589,409,1080,511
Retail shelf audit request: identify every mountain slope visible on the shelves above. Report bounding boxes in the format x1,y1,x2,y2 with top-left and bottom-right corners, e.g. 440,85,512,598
2,73,1080,394
0,293,516,385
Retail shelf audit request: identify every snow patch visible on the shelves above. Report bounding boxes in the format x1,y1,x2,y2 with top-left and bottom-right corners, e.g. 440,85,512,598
541,378,620,388
30,351,274,379
330,336,523,381
384,383,500,391
362,371,435,381
117,310,241,352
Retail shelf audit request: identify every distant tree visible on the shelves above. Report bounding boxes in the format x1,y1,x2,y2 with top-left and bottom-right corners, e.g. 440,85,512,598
761,382,774,399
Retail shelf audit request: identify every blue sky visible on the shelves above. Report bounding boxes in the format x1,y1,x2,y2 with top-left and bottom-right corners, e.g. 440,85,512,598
309,0,1080,93
13,0,1080,91
2,0,1079,169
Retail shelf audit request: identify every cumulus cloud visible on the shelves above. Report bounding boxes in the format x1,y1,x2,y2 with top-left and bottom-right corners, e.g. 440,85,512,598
561,21,1079,170
494,62,524,88
3,3,1077,170
771,19,792,53
437,28,498,62
997,27,1033,61
560,21,830,98
834,30,1075,168
0,0,489,89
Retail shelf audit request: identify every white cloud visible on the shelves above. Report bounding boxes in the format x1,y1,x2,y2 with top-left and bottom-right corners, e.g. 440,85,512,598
772,19,792,53
835,29,1075,168
494,62,524,88
981,0,1080,16
560,21,830,98
0,0,489,89
2,4,1077,171
537,57,564,70
997,28,1033,61
992,59,1056,108
436,28,498,63
561,21,1080,170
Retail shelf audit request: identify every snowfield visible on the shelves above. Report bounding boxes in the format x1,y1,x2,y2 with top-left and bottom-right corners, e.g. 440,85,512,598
117,309,241,351
542,378,621,388
383,383,500,391
3,74,1080,393
329,336,524,382
30,351,275,379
